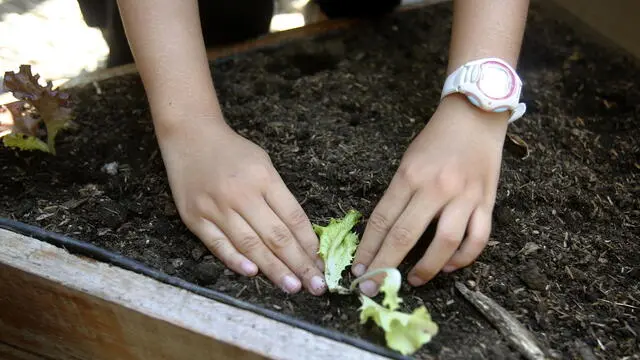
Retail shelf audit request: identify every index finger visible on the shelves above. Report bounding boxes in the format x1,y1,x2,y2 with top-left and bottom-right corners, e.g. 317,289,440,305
265,180,324,270
352,176,413,276
241,202,327,296
360,192,444,296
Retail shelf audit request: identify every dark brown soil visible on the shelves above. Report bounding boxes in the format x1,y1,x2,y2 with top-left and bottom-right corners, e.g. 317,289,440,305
1,2,639,359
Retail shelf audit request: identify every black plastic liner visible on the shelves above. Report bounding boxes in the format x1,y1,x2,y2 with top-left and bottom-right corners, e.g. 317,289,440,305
0,217,409,360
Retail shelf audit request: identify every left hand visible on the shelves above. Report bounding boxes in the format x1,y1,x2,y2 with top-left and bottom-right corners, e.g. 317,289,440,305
351,94,510,296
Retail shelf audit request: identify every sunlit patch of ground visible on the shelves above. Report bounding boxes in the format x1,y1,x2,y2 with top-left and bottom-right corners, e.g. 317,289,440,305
0,0,109,93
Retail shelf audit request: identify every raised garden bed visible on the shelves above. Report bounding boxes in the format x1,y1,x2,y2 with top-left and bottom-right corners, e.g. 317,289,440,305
1,1,639,359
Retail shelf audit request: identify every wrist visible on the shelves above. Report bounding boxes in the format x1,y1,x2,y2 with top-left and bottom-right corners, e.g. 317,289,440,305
152,104,232,142
431,93,510,148
439,93,510,128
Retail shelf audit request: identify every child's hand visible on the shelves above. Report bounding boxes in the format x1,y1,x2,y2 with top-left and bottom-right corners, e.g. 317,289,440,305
157,117,327,296
351,94,510,296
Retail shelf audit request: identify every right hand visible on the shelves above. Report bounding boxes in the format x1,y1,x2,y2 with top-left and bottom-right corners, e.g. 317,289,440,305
156,116,327,296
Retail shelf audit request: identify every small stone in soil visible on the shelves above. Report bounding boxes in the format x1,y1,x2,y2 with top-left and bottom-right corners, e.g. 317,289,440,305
340,314,348,321
101,161,119,175
273,304,282,310
223,269,234,276
171,258,184,269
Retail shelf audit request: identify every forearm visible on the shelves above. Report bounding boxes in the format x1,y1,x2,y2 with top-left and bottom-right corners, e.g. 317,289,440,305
439,0,529,127
116,0,225,136
447,0,529,73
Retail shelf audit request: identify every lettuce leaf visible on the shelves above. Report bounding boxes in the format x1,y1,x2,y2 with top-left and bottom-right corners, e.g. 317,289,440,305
356,268,438,356
2,65,73,154
313,209,362,294
359,295,438,356
2,133,50,152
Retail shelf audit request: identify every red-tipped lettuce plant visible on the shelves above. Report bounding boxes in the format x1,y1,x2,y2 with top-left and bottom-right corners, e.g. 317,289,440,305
1,65,73,154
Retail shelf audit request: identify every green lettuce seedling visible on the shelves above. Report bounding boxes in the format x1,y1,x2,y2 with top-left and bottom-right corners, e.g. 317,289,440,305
313,210,438,355
313,209,362,294
351,268,439,356
1,65,73,154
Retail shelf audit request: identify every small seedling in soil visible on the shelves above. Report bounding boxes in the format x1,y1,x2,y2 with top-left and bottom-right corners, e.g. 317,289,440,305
314,210,439,356
0,65,73,154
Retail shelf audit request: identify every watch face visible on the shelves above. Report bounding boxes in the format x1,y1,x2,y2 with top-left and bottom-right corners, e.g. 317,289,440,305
477,61,515,100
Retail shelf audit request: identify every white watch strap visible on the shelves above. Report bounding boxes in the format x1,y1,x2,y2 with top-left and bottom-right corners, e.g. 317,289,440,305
441,62,475,100
508,103,527,123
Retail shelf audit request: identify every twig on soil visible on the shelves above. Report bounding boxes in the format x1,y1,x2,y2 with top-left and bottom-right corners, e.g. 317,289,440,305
597,298,640,310
236,285,247,297
455,282,547,360
627,294,640,305
588,327,606,352
254,279,262,295
624,321,638,337
256,276,271,288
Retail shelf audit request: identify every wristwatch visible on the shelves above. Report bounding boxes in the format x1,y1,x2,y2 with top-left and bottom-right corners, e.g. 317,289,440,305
441,57,526,123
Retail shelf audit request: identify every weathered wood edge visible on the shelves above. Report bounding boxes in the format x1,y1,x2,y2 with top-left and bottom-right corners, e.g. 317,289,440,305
0,228,390,360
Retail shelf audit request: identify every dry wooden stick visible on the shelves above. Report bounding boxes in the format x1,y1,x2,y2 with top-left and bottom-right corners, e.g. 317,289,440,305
455,282,547,360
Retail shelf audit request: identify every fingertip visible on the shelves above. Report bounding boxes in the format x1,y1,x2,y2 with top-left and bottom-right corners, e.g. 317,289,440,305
408,274,425,287
359,280,379,297
282,275,302,294
241,259,259,276
442,264,457,273
352,263,366,277
309,275,327,296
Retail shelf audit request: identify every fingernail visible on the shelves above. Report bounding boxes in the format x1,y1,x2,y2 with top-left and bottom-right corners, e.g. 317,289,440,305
282,275,301,294
442,265,456,273
352,263,366,277
310,275,326,294
316,259,325,270
408,274,423,286
241,260,258,276
359,280,378,297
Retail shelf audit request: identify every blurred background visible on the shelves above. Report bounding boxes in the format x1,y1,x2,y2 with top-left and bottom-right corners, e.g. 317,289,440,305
0,0,429,94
